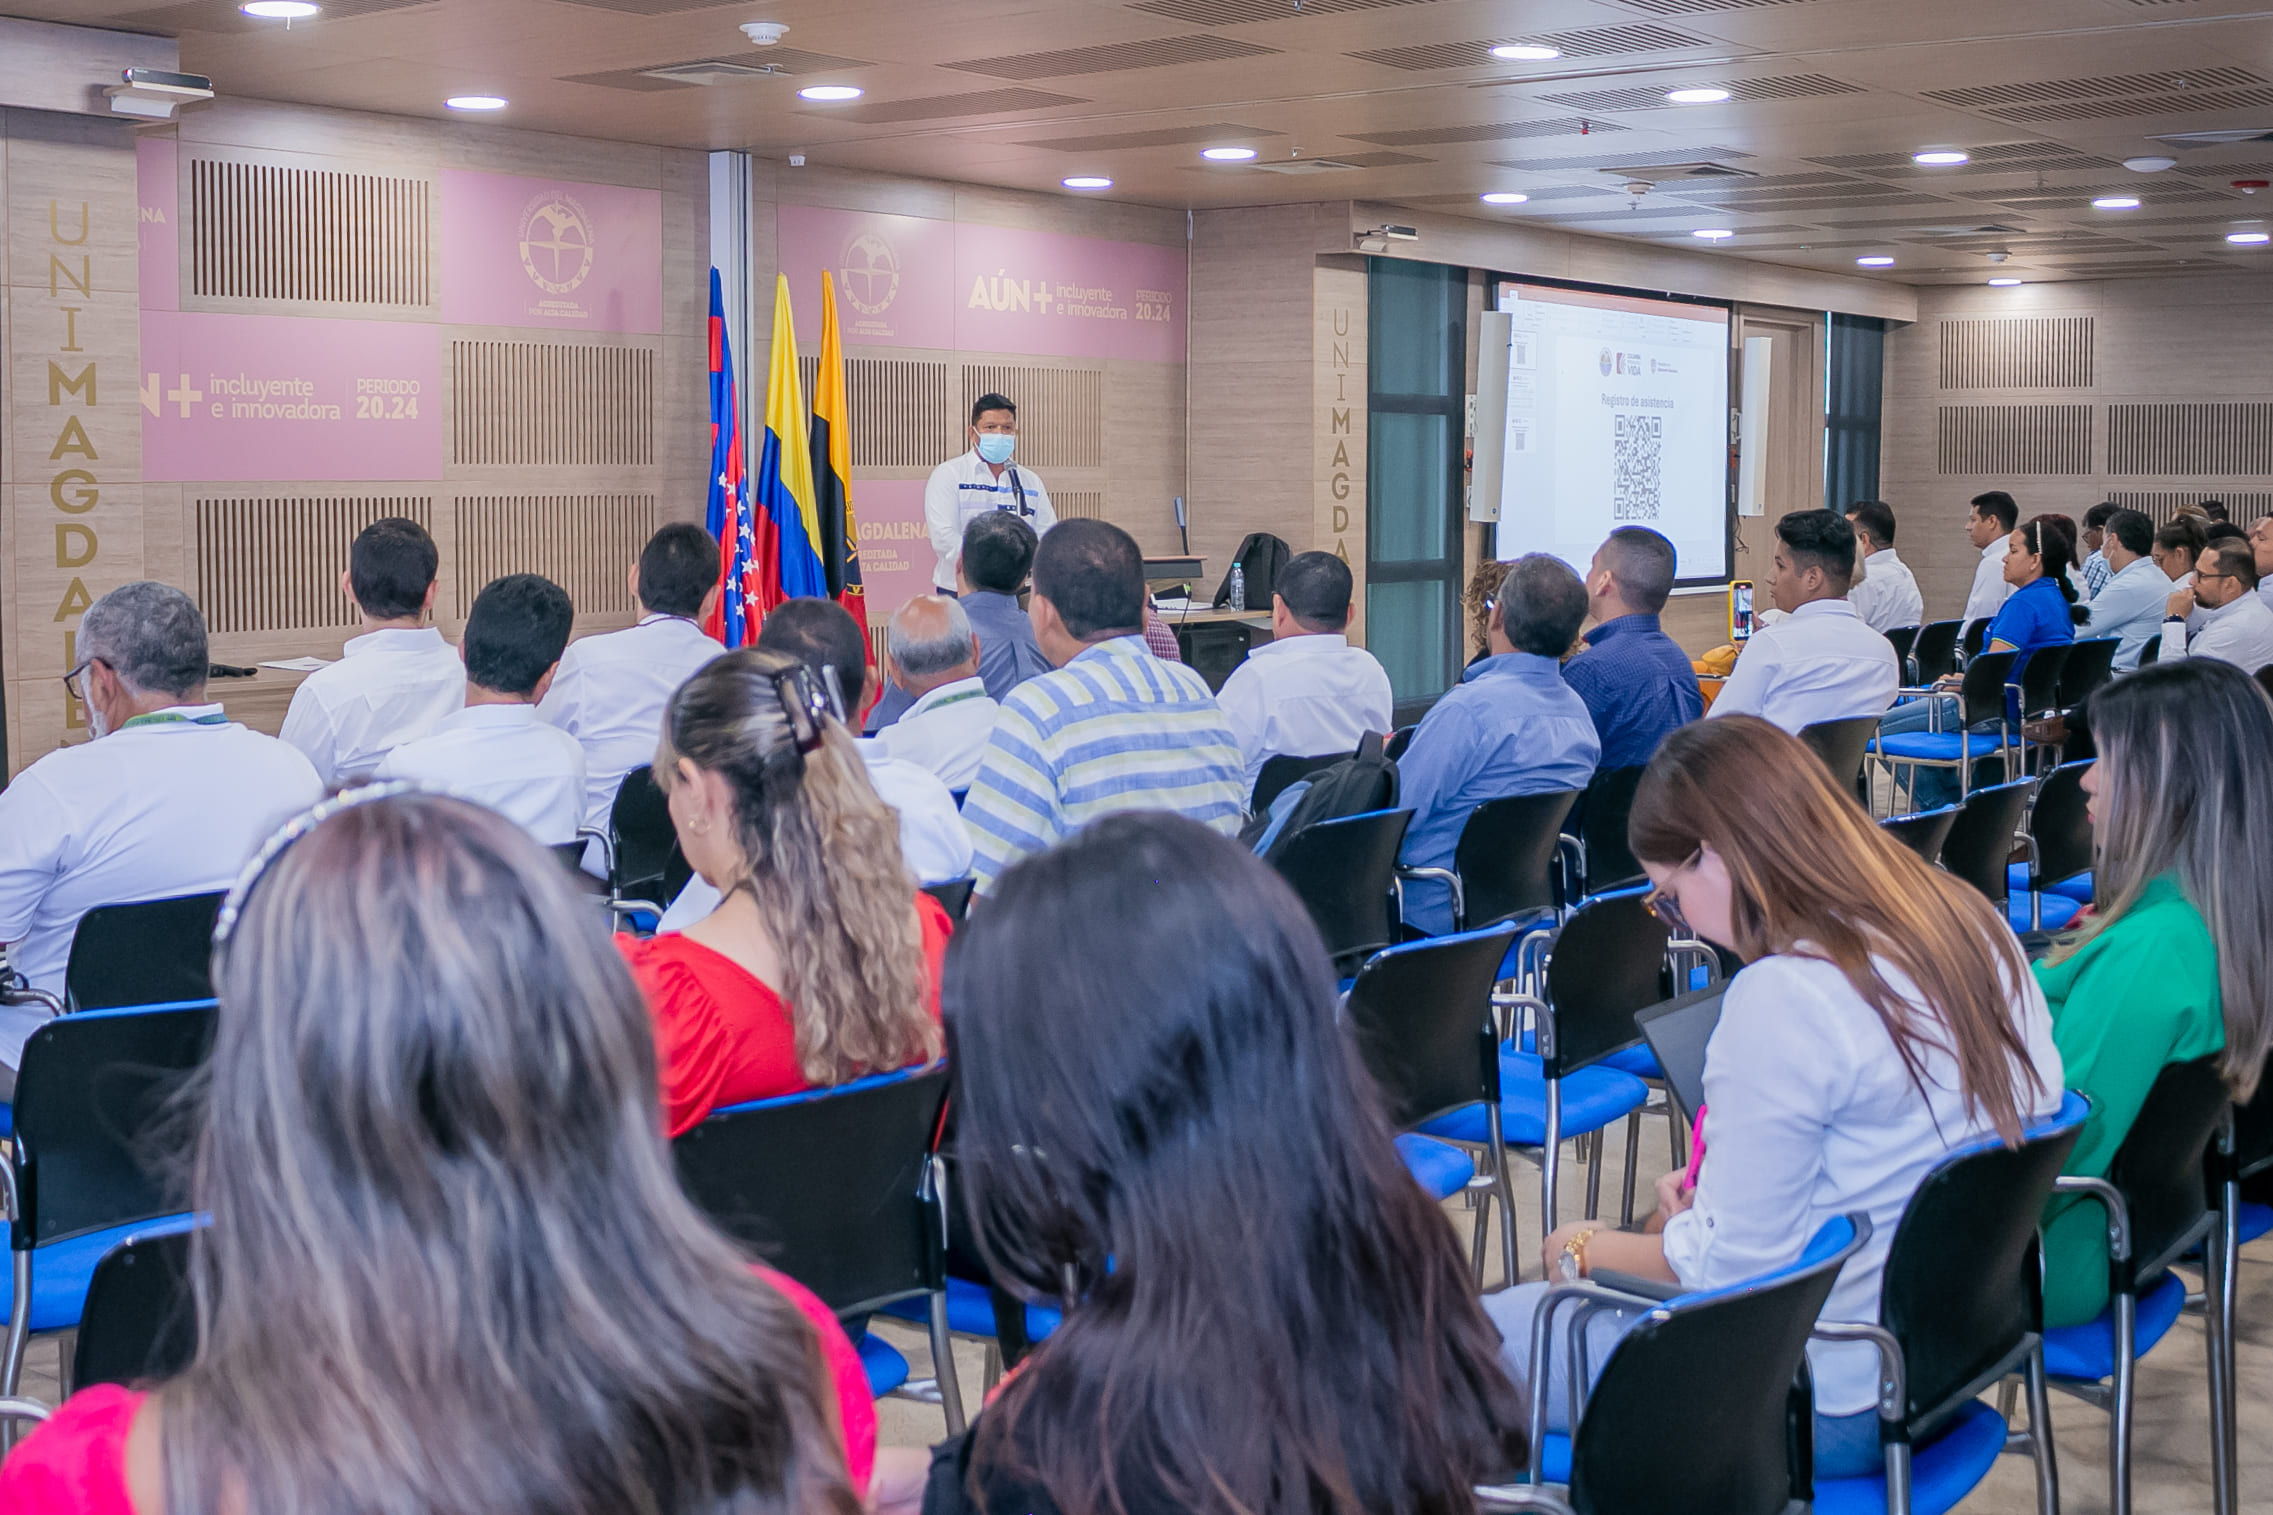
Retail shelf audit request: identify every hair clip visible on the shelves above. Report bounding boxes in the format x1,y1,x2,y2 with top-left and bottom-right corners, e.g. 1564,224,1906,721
212,781,421,963
767,665,831,757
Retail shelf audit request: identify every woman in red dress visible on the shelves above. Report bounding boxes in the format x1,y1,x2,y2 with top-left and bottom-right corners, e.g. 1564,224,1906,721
0,788,886,1514
620,648,949,1138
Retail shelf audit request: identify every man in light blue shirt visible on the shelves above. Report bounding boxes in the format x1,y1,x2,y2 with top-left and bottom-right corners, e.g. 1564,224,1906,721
1396,555,1600,936
2080,502,2118,599
2081,509,2173,669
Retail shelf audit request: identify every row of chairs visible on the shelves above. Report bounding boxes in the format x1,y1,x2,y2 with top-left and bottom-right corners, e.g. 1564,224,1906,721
1869,635,2120,814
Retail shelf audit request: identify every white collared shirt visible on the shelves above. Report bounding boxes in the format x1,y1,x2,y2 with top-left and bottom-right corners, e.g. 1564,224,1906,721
923,451,1057,591
869,676,1001,791
537,614,724,841
1846,549,1925,635
653,739,975,932
374,703,588,845
280,625,465,787
1213,632,1395,789
2081,555,2175,670
2160,588,2273,674
1963,538,2013,629
0,707,323,1061
1708,598,1899,734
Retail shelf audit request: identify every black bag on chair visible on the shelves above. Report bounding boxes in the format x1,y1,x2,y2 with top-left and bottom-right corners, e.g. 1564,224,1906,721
1210,533,1292,609
1239,730,1397,861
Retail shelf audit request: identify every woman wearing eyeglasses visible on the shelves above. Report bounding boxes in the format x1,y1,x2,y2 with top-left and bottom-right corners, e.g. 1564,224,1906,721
622,648,950,1138
1483,714,2064,1478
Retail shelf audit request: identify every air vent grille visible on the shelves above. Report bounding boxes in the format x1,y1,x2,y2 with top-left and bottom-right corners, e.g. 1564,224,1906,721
562,48,868,89
454,496,656,619
2108,402,2273,475
1540,74,1862,112
196,495,434,635
1491,146,1755,172
1349,22,1707,69
1611,0,1813,12
96,0,430,30
1923,67,2264,109
1937,405,2092,475
190,157,431,305
1989,87,2273,125
1804,142,2118,177
451,341,655,467
1348,117,1623,147
1017,121,1282,152
1937,317,2094,390
945,33,1278,80
834,89,1089,123
1129,0,1440,20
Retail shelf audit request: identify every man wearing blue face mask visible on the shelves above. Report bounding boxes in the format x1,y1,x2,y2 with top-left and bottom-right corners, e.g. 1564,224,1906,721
925,392,1058,593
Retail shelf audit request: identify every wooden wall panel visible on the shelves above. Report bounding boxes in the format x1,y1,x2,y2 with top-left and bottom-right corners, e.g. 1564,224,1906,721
1937,315,2093,390
1935,404,2093,476
453,493,655,624
196,494,434,634
2107,402,2273,476
190,155,433,307
452,339,656,466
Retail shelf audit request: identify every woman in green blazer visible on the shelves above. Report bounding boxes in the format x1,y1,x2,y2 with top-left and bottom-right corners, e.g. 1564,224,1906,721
2035,659,2273,1327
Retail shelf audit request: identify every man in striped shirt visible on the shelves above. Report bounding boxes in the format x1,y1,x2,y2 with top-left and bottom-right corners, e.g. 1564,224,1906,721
964,519,1245,892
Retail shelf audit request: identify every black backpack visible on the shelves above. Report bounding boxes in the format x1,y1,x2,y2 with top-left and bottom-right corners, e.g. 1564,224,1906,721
1211,533,1293,609
1239,731,1399,862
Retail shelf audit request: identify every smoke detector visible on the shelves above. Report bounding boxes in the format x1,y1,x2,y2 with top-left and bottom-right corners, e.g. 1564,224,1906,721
741,20,788,45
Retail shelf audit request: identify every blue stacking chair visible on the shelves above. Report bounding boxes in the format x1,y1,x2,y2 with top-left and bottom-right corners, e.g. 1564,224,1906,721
2005,760,2092,932
1868,649,2018,809
1,1001,214,1404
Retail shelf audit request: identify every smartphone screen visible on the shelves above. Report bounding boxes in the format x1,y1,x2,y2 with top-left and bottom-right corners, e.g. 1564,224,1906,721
1729,581,1754,643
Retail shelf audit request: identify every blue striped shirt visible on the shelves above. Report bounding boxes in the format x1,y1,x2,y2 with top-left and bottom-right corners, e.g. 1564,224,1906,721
963,635,1245,892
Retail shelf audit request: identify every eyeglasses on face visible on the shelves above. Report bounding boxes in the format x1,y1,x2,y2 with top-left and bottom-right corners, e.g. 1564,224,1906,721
62,658,98,703
1643,847,1704,940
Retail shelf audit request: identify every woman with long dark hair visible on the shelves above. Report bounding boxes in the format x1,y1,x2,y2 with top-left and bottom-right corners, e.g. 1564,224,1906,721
0,790,879,1514
932,812,1527,1515
2036,660,2273,1325
1488,716,2062,1478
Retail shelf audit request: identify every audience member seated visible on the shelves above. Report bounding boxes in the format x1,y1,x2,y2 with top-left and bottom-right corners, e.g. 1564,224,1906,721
538,523,724,863
870,595,1001,791
623,649,950,1138
2036,661,2273,1327
1140,593,1186,663
376,574,585,845
2157,515,2210,635
660,599,972,931
871,512,1048,731
1962,490,2019,631
1487,715,2063,1479
1561,526,1704,768
0,583,320,1066
279,516,465,786
1710,509,1899,734
1213,550,1393,790
927,811,1527,1515
2251,514,2273,613
2159,537,2273,673
1396,555,1599,935
1462,558,1505,669
963,520,1245,893
0,789,886,1513
2080,500,2119,598
2081,508,2173,670
1843,499,1925,633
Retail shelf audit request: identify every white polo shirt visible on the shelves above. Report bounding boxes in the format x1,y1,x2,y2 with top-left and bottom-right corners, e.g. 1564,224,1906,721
1708,598,1900,735
653,740,975,932
869,676,1001,792
2159,589,2273,674
280,625,466,787
1847,549,1925,635
1213,632,1395,789
374,703,588,845
1962,538,2013,629
537,613,724,842
923,451,1056,591
0,707,323,1063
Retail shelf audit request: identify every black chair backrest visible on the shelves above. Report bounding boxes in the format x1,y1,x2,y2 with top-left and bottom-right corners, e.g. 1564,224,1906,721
1251,750,1352,815
2015,643,2070,719
1884,624,1920,680
1955,649,2018,728
1576,765,1647,896
1634,984,1726,1124
609,765,690,900
1540,890,1671,1075
2028,761,2094,888
1911,619,1963,683
1454,790,1579,929
2233,1050,2273,1186
1342,927,1516,1130
64,892,224,1013
2109,1054,2228,1289
10,1003,214,1250
672,1066,950,1318
2136,634,2160,667
1568,1216,1868,1515
1940,779,2033,906
2058,638,2119,709
1962,617,1990,663
73,1224,199,1390
1796,716,1879,795
921,877,975,924
1878,807,1959,866
1271,808,1411,969
1879,1108,2083,1438
1383,724,1416,761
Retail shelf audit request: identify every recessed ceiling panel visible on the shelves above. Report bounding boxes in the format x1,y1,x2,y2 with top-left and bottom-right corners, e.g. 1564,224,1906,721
1349,23,1709,70
1611,0,1815,13
945,33,1278,80
1016,122,1283,151
1923,67,2265,110
562,48,871,90
1540,74,1864,112
832,88,1090,123
1492,146,1756,172
1347,117,1626,147
1128,0,1441,21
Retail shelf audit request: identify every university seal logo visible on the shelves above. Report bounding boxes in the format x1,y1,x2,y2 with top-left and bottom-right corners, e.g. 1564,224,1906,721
518,193,595,295
841,231,900,317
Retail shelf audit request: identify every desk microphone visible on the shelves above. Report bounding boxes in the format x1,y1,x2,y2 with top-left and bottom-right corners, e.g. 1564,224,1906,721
1174,495,1189,556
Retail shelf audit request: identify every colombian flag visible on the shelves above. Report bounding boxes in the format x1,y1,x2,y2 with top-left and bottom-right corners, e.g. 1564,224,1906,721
810,271,869,661
749,273,829,622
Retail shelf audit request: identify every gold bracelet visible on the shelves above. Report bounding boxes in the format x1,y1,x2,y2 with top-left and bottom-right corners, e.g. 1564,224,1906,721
1557,1227,1597,1282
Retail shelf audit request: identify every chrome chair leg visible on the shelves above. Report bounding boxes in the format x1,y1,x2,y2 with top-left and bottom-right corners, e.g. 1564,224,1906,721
1582,1127,1604,1221
2223,1178,2243,1501
2024,1345,2060,1515
1619,1107,1642,1227
2110,1287,2136,1515
1884,1439,1915,1515
1487,1103,1519,1287
1541,1081,1563,1245
928,1291,967,1436
2205,1213,2236,1515
1,1250,27,1400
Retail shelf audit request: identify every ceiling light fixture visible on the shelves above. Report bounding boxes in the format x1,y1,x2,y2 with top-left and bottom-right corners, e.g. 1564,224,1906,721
1666,87,1730,104
1912,149,1970,166
1062,176,1112,190
1201,146,1258,161
1490,43,1561,61
240,1,319,16
798,84,862,101
2228,230,2271,244
1988,277,2023,286
445,95,507,110
1480,191,1529,205
1692,228,1734,240
1856,255,1895,267
2124,155,2178,173
2092,195,2141,209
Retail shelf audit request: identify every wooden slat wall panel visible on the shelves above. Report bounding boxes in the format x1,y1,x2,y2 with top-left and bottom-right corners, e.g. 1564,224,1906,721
1936,405,2093,475
2106,489,2273,525
798,354,962,468
962,364,1105,469
452,341,655,466
195,495,434,634
1937,316,2094,389
190,157,432,305
454,494,656,617
2106,402,2273,475
1054,490,1105,520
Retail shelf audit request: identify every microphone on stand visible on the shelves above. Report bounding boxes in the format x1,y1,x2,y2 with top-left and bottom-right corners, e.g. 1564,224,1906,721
1174,495,1189,556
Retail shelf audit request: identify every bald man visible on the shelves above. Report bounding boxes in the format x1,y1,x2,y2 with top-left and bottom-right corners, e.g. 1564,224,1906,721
869,595,1003,791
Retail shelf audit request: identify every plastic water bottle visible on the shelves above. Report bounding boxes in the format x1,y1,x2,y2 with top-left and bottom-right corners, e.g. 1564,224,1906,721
1229,563,1246,611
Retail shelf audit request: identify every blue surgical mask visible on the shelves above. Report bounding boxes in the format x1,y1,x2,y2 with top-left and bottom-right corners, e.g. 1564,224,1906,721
975,433,1016,466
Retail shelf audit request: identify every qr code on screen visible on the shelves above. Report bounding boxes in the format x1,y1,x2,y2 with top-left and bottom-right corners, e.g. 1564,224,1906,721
1613,414,1663,522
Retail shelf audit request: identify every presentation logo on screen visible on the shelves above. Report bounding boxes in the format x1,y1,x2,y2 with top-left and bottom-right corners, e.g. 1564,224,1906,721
517,193,595,295
1598,347,1613,376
